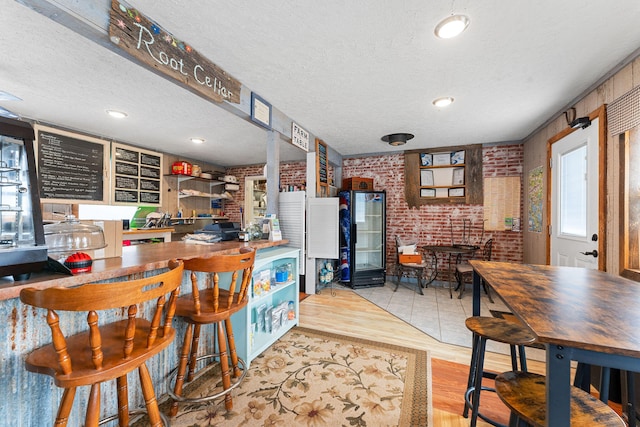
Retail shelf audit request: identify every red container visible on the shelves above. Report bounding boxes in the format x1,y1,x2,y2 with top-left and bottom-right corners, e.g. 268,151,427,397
172,161,184,175
172,161,192,175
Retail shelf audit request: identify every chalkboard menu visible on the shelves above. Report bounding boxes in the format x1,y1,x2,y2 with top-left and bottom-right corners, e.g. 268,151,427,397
315,139,329,197
35,126,109,203
112,143,162,205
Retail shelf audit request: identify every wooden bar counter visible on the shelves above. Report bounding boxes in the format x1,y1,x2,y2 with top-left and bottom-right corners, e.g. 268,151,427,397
1,239,289,426
0,239,287,301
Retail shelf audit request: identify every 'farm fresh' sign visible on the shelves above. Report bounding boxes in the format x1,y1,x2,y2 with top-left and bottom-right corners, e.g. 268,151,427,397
109,0,241,104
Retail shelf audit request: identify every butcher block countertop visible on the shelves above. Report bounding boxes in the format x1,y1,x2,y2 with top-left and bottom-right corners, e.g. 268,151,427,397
0,239,288,301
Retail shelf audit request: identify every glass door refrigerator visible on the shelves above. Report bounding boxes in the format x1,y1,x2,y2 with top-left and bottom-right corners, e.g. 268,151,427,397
339,190,386,288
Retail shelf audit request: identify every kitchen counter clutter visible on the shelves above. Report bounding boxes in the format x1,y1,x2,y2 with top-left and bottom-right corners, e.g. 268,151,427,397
0,239,288,300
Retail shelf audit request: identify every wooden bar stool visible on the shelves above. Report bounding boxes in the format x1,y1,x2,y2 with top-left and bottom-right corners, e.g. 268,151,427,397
495,371,625,426
464,316,537,427
20,260,184,427
168,248,255,416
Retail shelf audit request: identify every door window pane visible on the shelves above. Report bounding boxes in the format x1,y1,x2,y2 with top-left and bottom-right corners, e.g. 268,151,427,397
559,144,587,237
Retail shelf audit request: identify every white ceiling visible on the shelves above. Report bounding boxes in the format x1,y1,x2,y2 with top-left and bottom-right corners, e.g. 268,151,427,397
2,0,640,167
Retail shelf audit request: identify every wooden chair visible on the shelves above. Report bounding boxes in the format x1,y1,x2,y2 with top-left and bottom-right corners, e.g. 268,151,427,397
168,248,255,416
19,260,184,427
455,238,494,301
394,236,433,295
495,371,625,426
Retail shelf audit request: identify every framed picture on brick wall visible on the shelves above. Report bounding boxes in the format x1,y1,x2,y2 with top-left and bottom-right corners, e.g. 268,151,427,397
421,188,436,197
452,167,465,185
420,169,434,186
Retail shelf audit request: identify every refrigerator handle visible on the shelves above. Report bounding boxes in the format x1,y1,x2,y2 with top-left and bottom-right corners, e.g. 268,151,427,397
353,223,357,244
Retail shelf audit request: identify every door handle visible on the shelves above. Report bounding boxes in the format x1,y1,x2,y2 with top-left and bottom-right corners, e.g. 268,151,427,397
580,250,598,258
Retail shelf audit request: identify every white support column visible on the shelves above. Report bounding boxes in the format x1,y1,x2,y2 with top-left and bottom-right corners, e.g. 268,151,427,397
266,130,280,217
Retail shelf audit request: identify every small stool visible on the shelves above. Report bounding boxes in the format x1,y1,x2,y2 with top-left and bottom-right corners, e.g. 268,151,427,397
168,248,255,416
495,371,625,426
464,316,537,427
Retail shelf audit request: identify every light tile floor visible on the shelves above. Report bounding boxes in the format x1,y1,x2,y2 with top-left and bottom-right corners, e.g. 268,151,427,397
341,278,545,362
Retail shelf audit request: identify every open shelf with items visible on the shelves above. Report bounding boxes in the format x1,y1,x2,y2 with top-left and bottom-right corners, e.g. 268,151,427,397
231,246,300,367
164,174,235,218
404,144,483,207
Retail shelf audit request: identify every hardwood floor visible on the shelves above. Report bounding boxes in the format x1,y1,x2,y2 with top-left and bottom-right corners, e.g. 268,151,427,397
298,288,547,427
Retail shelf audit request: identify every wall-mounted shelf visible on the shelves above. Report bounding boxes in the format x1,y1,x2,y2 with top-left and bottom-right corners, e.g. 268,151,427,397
165,174,233,216
404,144,483,207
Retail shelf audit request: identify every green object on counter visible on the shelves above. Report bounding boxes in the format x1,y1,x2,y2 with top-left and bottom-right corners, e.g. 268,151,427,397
131,206,158,228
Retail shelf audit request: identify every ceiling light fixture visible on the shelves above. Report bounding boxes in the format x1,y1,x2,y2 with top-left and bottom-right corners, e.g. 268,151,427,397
106,109,128,119
381,133,414,147
434,14,470,39
190,137,205,144
432,97,454,107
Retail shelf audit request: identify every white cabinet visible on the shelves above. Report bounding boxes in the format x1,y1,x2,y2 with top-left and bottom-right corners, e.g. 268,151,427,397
232,246,300,366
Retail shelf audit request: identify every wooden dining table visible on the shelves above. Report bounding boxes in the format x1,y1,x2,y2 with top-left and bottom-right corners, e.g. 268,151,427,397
469,260,640,426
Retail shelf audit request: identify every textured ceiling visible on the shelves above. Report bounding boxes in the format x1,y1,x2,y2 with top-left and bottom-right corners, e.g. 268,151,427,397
2,0,640,167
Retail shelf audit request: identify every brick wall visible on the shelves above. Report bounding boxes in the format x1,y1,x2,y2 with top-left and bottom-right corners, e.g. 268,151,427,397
342,144,524,278
225,161,307,223
227,144,523,279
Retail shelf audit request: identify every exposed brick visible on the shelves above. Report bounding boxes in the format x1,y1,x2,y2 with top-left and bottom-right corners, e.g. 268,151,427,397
226,144,523,279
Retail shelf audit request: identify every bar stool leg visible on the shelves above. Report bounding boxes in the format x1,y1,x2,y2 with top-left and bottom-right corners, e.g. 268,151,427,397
626,370,636,427
518,345,527,372
217,321,233,410
463,332,481,418
56,388,76,426
116,375,130,425
138,363,163,427
187,324,202,382
470,336,488,427
169,323,194,417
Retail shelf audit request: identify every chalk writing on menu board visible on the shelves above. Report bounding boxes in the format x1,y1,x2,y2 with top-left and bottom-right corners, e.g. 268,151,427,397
115,176,138,190
37,130,105,201
115,189,138,203
318,141,328,183
112,143,162,205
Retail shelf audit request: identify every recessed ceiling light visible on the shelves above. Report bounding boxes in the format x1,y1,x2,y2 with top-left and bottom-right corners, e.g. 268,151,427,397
432,97,454,108
106,109,128,119
434,15,470,39
190,137,205,144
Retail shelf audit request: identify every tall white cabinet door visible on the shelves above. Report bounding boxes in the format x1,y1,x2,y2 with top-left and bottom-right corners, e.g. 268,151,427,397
279,191,306,274
307,197,339,259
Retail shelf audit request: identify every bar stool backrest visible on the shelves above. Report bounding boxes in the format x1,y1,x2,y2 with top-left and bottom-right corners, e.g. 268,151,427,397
19,259,184,375
19,260,184,426
182,248,256,314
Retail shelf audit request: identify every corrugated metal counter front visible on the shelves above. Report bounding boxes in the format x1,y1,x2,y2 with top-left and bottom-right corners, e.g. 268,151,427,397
1,240,289,427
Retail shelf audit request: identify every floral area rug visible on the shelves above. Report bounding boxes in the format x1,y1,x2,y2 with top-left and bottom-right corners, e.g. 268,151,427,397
159,326,431,426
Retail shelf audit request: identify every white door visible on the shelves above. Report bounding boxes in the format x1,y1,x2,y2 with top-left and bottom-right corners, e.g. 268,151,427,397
550,117,599,268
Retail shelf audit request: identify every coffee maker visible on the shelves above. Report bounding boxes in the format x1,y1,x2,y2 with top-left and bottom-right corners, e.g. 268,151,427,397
0,117,47,280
